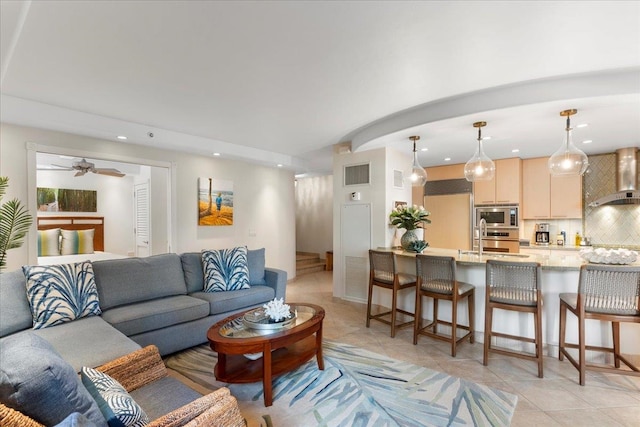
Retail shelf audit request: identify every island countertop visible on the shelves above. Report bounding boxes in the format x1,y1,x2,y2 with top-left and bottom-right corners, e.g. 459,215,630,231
382,247,640,271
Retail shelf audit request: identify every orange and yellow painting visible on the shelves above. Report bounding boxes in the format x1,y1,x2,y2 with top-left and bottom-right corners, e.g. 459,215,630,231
198,178,233,226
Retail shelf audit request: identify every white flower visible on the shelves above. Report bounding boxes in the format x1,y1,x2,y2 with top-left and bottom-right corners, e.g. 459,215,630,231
263,298,292,322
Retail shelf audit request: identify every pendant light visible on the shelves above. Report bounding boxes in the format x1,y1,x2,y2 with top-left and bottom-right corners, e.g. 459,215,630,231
464,121,495,182
548,109,589,176
408,135,428,187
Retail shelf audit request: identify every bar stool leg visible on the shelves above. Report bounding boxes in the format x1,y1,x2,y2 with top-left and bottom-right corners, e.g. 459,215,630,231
366,279,374,328
559,301,566,361
483,303,492,366
413,291,422,345
451,296,458,357
433,299,439,335
612,321,621,369
468,292,475,344
390,282,398,338
535,307,543,378
578,311,586,386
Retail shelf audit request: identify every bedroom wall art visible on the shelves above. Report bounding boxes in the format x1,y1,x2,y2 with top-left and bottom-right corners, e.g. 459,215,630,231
198,178,234,226
37,187,97,212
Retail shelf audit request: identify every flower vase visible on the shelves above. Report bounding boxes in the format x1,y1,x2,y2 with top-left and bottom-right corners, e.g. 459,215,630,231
400,229,418,250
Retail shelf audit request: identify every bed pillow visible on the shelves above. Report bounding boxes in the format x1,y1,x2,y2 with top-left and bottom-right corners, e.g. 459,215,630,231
61,229,95,255
202,246,250,292
81,367,149,427
22,261,102,329
38,228,61,256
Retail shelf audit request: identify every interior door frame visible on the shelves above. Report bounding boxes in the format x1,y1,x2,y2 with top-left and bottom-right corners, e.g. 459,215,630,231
26,142,176,261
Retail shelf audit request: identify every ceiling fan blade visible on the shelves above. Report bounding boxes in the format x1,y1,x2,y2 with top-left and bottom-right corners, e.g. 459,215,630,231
74,170,87,177
93,168,125,177
50,164,74,170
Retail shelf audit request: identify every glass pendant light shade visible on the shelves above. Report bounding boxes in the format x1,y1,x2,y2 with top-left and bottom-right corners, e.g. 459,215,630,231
464,121,495,182
548,109,589,176
409,136,428,187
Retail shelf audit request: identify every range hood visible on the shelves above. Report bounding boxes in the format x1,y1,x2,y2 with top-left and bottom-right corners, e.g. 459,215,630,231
588,147,640,207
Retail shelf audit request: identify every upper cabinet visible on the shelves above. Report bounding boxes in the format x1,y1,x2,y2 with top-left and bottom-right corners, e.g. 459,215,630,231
522,157,582,219
473,158,522,205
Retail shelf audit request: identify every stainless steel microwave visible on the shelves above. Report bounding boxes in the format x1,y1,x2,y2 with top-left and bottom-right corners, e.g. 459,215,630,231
475,205,519,228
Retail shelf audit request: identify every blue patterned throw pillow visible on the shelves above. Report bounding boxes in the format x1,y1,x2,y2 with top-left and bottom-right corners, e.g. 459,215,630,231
22,261,102,329
202,247,251,292
81,367,149,427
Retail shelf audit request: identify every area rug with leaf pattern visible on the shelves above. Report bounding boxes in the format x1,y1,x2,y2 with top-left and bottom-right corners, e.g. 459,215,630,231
164,340,517,427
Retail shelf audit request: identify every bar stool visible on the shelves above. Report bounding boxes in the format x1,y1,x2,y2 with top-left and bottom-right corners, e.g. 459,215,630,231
559,264,640,385
484,260,543,378
367,250,416,338
414,254,475,357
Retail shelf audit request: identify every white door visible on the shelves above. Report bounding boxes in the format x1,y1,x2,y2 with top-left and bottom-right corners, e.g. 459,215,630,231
134,182,151,257
341,203,371,302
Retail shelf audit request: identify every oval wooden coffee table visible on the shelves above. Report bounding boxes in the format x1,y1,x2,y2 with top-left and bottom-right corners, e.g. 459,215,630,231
207,303,325,407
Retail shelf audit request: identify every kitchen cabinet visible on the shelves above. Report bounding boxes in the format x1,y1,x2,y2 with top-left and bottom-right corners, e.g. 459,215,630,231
522,157,582,219
473,158,522,205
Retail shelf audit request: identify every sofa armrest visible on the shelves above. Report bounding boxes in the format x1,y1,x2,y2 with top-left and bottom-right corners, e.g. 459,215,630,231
146,387,244,427
95,345,167,392
0,403,45,427
265,267,287,300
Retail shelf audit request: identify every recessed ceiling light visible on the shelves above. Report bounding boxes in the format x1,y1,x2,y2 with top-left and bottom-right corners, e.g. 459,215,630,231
213,152,221,156
576,123,589,128
582,140,593,144
117,135,127,140
481,136,491,140
420,148,428,152
59,155,74,160
512,149,520,153
444,157,451,162
277,164,283,168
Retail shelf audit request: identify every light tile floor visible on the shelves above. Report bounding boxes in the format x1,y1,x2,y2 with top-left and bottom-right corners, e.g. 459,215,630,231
288,270,640,427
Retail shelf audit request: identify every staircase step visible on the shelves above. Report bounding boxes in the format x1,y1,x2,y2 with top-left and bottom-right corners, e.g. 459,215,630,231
296,257,324,267
296,261,326,276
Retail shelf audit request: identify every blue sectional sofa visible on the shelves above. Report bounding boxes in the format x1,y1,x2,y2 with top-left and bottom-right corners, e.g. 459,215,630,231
0,250,287,371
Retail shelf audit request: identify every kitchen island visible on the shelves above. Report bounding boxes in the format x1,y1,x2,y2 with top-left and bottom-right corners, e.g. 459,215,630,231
381,247,640,359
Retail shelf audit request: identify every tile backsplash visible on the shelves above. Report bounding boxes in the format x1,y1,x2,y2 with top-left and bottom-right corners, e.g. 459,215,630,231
583,152,640,249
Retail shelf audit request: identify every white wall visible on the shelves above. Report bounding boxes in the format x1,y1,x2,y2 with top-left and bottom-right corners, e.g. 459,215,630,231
295,174,333,256
0,123,296,277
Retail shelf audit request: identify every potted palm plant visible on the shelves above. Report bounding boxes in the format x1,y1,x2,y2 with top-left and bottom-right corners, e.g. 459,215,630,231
389,204,430,251
0,177,33,271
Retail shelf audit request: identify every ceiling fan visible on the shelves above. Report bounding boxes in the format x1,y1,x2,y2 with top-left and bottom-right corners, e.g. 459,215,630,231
46,158,126,177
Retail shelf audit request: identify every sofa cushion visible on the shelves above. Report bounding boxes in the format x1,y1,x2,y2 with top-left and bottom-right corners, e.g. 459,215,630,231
0,333,107,427
202,247,250,292
93,254,188,310
247,248,267,286
81,367,149,427
0,270,33,337
129,376,202,420
23,261,101,329
61,229,95,255
180,252,204,294
29,316,142,372
54,412,99,427
38,228,61,256
191,285,275,315
101,296,210,336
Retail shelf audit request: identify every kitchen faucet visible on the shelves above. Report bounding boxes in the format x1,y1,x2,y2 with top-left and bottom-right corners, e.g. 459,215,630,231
478,218,487,255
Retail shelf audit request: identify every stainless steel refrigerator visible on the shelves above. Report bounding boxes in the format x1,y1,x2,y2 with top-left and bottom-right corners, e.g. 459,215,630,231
422,179,474,251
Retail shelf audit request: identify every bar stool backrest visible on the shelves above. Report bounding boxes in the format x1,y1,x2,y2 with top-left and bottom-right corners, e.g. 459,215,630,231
416,255,456,293
578,264,640,315
486,260,541,306
369,250,397,284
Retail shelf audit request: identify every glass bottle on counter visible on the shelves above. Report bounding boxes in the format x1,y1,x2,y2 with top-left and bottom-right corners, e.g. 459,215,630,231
575,232,581,246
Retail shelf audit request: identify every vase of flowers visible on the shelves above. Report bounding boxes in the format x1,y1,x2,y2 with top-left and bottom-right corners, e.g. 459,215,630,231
389,204,431,250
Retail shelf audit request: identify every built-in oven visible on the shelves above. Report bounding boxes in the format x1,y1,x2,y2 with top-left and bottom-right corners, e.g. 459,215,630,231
475,205,519,228
473,228,520,253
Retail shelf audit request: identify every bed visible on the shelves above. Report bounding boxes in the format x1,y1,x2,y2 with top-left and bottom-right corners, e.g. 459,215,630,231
37,216,127,265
